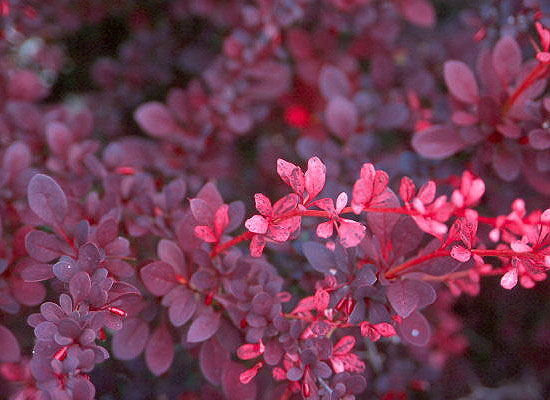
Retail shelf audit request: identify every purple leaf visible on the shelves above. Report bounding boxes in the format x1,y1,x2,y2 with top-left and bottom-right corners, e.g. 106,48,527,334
190,198,214,226
3,141,31,180
169,290,197,327
390,216,424,259
366,189,400,247
400,0,436,27
187,313,221,343
112,318,150,360
302,242,334,273
492,143,521,181
325,96,358,140
12,280,45,306
399,310,431,346
200,338,230,385
27,174,68,225
134,102,180,138
222,362,258,400
25,230,62,262
69,271,91,305
95,219,118,248
140,261,177,296
21,263,54,282
145,324,174,376
319,65,351,99
492,36,522,85
412,125,466,159
386,280,419,318
443,61,479,104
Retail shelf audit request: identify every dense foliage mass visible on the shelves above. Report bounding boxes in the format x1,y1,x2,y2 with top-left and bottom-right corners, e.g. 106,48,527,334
1,0,550,399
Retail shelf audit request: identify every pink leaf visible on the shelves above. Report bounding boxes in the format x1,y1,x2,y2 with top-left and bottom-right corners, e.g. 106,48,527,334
214,204,229,238
244,215,269,234
399,177,415,203
325,96,358,140
291,296,316,314
276,159,305,196
254,193,272,216
338,219,366,248
249,235,266,257
443,61,479,104
237,343,264,360
451,245,471,262
500,268,518,290
304,157,326,200
316,221,334,239
374,322,396,337
194,226,217,243
412,125,466,159
314,289,330,312
333,335,355,355
336,192,348,212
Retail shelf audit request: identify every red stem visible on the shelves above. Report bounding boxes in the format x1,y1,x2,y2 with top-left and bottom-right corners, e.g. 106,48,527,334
210,231,254,258
503,62,547,115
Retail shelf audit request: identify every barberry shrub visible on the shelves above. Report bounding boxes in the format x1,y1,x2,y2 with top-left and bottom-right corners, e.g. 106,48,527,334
1,1,550,399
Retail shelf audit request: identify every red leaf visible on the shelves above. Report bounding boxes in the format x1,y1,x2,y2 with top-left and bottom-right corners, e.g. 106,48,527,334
214,204,229,237
249,235,266,257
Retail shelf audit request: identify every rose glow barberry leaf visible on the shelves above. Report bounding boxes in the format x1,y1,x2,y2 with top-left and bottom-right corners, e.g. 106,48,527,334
500,268,519,290
387,280,420,318
443,61,479,104
492,36,522,86
187,312,221,343
145,324,174,376
302,241,334,273
112,318,150,360
27,174,68,226
276,159,305,197
337,219,366,248
168,290,197,327
325,96,358,140
222,362,258,400
200,338,230,385
412,125,466,159
134,102,181,138
139,261,177,296
25,231,63,263
399,310,431,346
0,325,21,363
304,157,327,200
399,0,436,27
319,65,352,99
